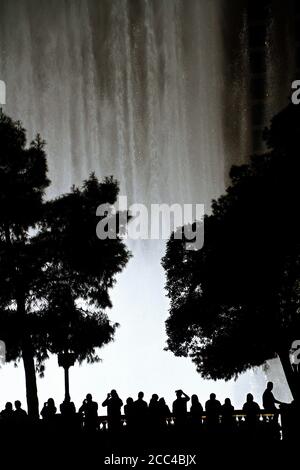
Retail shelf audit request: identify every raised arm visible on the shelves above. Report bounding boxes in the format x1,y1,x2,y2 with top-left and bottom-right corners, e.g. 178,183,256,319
102,393,110,407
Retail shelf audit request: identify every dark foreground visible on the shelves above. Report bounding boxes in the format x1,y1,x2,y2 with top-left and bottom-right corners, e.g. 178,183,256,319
0,416,298,468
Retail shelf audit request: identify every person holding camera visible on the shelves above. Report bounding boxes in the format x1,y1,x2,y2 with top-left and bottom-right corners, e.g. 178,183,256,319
102,390,123,432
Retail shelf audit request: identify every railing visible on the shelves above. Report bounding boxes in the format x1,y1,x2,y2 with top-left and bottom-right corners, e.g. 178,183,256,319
0,410,291,443
97,410,279,431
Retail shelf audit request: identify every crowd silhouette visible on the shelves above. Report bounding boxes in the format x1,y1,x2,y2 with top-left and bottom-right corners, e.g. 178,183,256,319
1,381,297,445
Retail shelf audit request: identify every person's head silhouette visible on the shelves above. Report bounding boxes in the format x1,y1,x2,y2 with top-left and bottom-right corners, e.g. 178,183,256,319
267,381,273,391
126,397,133,405
138,391,144,400
111,389,118,398
5,402,12,411
246,393,254,403
48,398,55,408
210,393,216,401
175,390,183,398
224,398,232,406
151,394,158,401
15,400,22,410
191,394,199,404
86,393,92,402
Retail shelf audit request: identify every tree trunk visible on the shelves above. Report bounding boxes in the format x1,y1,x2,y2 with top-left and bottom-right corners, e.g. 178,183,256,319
22,337,39,420
17,290,39,420
4,225,39,419
278,349,300,401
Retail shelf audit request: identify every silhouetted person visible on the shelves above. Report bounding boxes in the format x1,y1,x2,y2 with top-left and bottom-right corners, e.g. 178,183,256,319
60,397,76,430
262,382,281,412
0,402,14,432
149,393,159,411
173,389,190,428
102,389,123,432
149,394,160,430
14,401,28,422
190,394,203,428
60,397,76,417
1,402,13,421
124,397,135,430
158,398,171,430
41,398,57,421
40,398,57,433
242,393,260,427
133,392,148,430
79,393,98,432
205,393,221,428
11,401,28,436
221,398,235,427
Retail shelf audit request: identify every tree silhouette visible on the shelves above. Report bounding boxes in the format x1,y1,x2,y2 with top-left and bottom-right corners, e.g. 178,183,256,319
162,103,300,400
0,110,131,417
0,110,50,419
32,173,131,371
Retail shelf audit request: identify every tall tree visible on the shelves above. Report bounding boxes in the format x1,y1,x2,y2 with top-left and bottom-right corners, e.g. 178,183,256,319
0,110,50,418
162,103,300,400
0,110,131,417
31,173,131,373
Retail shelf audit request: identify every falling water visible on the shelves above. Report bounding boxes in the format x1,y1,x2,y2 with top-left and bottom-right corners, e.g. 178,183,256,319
0,0,293,406
0,0,226,205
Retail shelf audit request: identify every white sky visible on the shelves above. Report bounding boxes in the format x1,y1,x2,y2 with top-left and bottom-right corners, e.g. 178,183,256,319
0,240,292,414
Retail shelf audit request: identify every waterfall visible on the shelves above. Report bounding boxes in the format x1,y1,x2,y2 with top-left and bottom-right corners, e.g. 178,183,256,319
0,0,293,407
0,0,226,204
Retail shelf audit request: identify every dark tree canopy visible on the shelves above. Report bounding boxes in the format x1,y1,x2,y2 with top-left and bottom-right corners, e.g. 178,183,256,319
1,174,131,368
0,109,131,416
0,110,50,417
162,103,300,398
